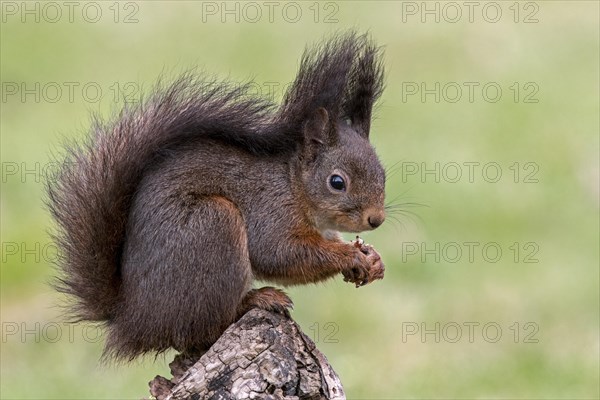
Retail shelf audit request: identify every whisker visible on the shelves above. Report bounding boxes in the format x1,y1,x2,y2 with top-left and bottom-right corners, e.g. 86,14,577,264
384,159,405,182
384,185,419,206
385,202,429,209
388,209,424,225
386,214,407,231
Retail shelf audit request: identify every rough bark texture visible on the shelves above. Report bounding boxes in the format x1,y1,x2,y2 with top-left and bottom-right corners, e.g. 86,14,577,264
149,309,345,399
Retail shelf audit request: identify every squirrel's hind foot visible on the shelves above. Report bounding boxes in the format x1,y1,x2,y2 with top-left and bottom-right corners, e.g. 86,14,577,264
238,287,293,318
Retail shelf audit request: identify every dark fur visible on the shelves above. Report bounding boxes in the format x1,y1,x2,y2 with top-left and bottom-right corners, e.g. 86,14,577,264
278,32,385,137
47,31,386,361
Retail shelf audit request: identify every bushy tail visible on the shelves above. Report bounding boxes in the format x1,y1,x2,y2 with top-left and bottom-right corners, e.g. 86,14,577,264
47,74,285,322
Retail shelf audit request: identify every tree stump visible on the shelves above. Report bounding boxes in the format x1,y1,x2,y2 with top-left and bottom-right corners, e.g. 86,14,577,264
149,309,345,399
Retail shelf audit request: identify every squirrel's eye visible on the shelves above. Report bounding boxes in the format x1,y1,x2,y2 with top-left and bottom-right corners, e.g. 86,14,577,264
329,175,346,191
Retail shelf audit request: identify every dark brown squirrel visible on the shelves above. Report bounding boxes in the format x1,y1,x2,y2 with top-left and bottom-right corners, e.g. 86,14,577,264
47,31,387,361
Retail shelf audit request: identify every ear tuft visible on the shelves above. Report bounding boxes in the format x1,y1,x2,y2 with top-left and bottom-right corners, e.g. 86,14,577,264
277,31,384,141
342,35,385,138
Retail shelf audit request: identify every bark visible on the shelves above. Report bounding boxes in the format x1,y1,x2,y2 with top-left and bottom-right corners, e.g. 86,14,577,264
149,309,345,399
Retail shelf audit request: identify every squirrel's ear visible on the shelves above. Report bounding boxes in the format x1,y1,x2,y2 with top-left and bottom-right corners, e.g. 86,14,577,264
303,107,336,146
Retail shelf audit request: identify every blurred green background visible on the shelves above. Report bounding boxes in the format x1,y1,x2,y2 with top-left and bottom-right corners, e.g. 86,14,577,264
1,1,598,399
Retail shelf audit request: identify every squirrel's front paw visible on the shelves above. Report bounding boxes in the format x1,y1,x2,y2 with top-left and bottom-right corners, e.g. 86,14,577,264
343,238,385,288
342,261,370,287
364,246,385,282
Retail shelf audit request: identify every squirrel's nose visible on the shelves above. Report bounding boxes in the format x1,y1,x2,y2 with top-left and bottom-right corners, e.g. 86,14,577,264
367,213,385,229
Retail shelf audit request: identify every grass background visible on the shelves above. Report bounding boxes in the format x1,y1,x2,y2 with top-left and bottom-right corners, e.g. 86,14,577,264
1,1,598,398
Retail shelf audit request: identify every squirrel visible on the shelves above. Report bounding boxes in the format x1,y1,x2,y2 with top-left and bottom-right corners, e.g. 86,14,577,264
47,31,387,361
